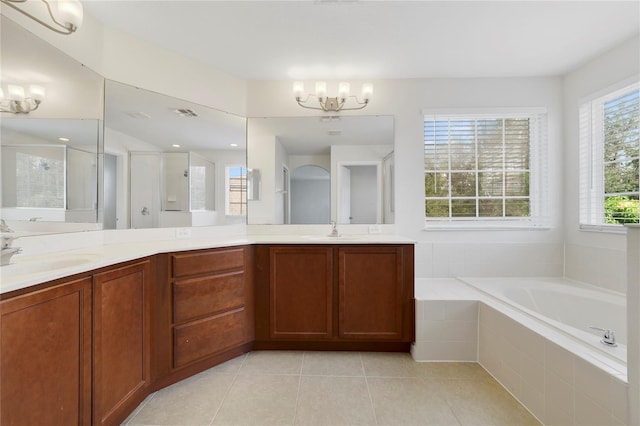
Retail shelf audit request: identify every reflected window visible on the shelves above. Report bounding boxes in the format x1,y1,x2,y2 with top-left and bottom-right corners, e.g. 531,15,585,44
1,145,66,209
226,166,247,216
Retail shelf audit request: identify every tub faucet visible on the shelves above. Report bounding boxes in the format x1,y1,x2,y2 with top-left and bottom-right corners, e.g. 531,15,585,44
0,219,22,266
328,221,340,237
589,326,617,347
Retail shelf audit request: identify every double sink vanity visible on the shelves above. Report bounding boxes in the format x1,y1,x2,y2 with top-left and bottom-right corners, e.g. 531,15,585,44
0,232,415,426
0,15,408,426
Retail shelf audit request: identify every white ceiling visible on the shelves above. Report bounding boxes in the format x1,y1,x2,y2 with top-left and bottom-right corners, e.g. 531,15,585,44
83,1,640,80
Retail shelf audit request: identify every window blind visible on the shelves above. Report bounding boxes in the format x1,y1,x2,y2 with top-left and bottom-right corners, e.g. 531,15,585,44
579,82,640,227
424,111,547,226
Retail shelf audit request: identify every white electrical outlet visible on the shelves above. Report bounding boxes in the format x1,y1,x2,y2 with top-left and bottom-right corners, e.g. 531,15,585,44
368,225,382,234
175,228,192,239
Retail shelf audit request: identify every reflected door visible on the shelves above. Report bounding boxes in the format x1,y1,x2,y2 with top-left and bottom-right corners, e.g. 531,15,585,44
339,166,351,224
130,153,160,229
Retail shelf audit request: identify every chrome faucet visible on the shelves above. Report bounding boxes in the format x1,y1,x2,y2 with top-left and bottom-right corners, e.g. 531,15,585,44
0,219,22,266
589,326,617,347
328,221,340,237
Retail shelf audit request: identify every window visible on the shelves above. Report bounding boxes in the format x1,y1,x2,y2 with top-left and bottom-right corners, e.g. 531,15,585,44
424,111,547,227
579,82,640,228
226,165,247,216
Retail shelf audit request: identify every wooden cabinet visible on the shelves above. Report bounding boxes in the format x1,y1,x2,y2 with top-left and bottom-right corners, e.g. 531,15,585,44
268,246,333,340
254,244,414,351
169,246,253,370
93,259,153,426
0,276,92,426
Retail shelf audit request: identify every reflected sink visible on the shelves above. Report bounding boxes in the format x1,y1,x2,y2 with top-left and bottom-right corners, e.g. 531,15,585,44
0,254,101,276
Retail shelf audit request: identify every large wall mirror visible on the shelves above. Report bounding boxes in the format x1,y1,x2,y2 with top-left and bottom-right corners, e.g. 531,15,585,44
104,80,247,229
0,16,104,234
247,115,394,225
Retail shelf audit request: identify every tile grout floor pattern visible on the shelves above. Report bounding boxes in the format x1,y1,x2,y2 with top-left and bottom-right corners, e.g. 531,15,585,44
123,351,541,426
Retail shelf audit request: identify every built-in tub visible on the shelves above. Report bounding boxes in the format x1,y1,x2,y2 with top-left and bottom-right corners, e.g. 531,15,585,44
460,277,627,364
414,277,630,424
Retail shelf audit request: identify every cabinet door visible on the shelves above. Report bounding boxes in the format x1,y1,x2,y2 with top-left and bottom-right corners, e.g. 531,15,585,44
338,246,404,340
1,277,92,426
93,260,152,426
269,246,333,339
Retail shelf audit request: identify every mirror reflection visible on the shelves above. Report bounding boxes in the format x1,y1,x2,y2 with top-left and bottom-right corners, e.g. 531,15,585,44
0,16,104,233
104,80,247,229
247,115,394,225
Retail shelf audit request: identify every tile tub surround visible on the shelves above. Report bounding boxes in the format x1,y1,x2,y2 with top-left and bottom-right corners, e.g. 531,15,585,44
123,351,539,426
414,278,630,425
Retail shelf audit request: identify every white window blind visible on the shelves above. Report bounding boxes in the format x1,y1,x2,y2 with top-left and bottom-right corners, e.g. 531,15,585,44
579,82,640,228
424,111,547,227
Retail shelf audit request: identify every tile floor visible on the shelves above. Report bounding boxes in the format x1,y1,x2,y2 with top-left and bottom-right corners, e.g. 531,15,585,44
123,351,541,426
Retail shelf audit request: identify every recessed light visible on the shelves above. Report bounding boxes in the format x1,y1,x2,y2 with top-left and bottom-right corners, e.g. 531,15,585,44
58,137,70,142
172,144,181,148
230,143,238,147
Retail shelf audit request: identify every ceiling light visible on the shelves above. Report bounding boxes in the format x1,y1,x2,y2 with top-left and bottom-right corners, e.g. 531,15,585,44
0,0,83,35
172,144,181,148
230,143,238,147
0,84,45,114
294,81,372,112
58,137,70,142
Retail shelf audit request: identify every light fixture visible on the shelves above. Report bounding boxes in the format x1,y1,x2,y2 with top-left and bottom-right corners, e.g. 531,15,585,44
294,81,373,112
1,0,83,35
0,84,45,114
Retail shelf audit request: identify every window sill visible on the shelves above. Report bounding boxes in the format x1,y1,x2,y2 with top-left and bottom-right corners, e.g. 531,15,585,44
579,224,628,234
424,223,551,231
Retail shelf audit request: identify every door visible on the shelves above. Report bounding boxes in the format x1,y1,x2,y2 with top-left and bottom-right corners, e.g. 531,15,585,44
130,152,160,228
269,246,333,339
0,278,92,426
338,246,404,340
93,260,152,426
338,166,351,224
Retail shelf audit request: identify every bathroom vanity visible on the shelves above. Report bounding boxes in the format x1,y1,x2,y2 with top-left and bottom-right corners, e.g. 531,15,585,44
0,236,414,425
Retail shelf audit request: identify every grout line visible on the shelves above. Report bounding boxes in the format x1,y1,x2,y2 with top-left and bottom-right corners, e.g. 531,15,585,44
123,391,157,425
361,352,380,426
292,351,305,425
208,352,249,426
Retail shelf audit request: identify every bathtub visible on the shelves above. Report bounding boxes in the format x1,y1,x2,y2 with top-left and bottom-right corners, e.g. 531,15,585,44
414,277,630,424
459,277,627,364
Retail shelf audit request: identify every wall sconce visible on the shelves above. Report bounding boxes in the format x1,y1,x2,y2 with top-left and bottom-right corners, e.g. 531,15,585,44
1,0,83,35
0,84,46,114
294,81,373,112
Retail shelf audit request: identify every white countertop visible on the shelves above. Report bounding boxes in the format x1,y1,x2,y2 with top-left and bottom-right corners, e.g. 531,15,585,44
0,232,415,295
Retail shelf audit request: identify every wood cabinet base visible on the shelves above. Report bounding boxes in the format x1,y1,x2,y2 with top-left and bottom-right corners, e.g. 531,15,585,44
253,340,410,352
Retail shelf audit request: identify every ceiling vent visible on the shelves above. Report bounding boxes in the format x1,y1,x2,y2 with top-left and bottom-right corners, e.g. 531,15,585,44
172,108,198,117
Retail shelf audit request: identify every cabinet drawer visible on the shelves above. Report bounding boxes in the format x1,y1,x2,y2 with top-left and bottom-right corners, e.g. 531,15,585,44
172,247,245,278
173,271,245,323
173,308,246,368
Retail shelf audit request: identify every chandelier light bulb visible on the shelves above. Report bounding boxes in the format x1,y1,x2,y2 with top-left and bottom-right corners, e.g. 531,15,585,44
338,82,350,100
315,81,327,101
57,0,83,31
362,83,374,102
29,85,46,102
293,81,304,99
7,85,25,101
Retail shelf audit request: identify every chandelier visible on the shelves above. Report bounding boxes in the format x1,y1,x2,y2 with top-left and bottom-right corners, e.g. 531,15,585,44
294,81,373,112
1,0,83,35
0,85,46,114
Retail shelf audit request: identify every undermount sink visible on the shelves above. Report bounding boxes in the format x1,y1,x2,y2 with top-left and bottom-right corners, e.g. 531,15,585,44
301,235,366,241
0,254,101,276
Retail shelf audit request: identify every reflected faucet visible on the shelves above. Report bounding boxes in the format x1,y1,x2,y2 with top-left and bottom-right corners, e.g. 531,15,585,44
328,221,340,237
0,220,22,266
